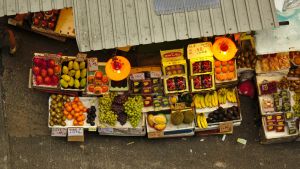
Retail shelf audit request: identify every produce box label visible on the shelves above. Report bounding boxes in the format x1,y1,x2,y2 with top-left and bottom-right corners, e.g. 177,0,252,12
187,42,213,59
51,128,67,137
219,121,233,133
160,48,184,61
130,73,145,81
68,127,84,136
76,53,87,62
150,71,162,78
148,131,164,138
87,58,98,71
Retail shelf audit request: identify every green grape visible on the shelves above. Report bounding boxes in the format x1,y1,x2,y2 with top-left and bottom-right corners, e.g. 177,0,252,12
124,96,143,128
98,95,118,126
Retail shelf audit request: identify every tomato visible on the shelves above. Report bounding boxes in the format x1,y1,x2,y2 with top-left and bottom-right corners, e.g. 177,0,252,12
102,76,108,84
101,86,109,93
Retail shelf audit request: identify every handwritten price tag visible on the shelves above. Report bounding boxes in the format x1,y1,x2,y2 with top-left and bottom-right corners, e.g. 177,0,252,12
68,128,84,136
87,58,98,71
219,121,233,133
150,71,162,78
130,73,145,80
51,128,67,137
76,53,87,62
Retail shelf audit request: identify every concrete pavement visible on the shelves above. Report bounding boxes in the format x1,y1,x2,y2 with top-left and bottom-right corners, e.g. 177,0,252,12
0,27,300,169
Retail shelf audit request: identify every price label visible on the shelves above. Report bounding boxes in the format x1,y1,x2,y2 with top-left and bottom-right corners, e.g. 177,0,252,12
219,121,233,133
51,128,67,137
76,53,87,62
100,128,113,134
150,71,162,78
174,102,186,110
88,127,97,132
130,73,145,80
148,131,164,138
68,127,84,136
187,42,213,59
87,58,98,71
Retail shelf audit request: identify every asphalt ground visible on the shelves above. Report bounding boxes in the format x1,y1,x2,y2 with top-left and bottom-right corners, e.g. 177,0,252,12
0,27,300,169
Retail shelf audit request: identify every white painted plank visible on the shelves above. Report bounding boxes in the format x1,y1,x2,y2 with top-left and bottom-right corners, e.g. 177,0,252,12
41,0,52,11
258,0,275,29
161,14,176,41
233,0,250,32
65,0,73,7
16,0,28,14
221,0,238,34
100,0,115,49
173,12,188,40
112,0,127,47
29,0,40,12
147,0,163,43
124,0,139,46
0,0,5,16
245,0,262,30
53,0,64,9
74,0,90,51
186,11,201,38
136,0,151,44
199,9,213,37
6,0,17,15
210,7,225,35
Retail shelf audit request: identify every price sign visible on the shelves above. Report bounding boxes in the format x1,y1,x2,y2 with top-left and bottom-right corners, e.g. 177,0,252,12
76,53,87,62
150,71,162,78
68,127,84,136
130,73,145,80
51,128,67,137
174,102,186,110
88,127,97,132
219,121,233,133
100,128,114,134
187,42,213,59
148,131,164,138
87,58,98,71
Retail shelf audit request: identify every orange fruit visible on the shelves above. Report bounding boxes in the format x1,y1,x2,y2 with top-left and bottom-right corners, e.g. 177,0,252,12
78,105,84,111
229,65,235,72
221,67,228,73
72,104,77,109
64,102,70,107
63,110,69,116
228,60,234,65
66,106,72,112
78,121,84,126
73,120,78,126
77,116,83,122
79,112,83,116
227,72,235,80
83,108,87,112
215,61,221,67
215,68,221,74
81,115,86,121
74,97,79,102
216,74,222,81
74,108,80,113
74,113,80,118
70,110,75,116
67,114,73,120
221,61,227,66
219,74,226,81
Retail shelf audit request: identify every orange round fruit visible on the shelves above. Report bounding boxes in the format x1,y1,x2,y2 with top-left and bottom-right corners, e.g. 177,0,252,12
78,121,84,126
67,114,73,120
66,106,72,112
227,72,235,80
228,60,234,65
229,65,235,72
215,68,221,74
221,61,228,66
215,61,221,67
216,74,222,81
73,120,78,126
221,67,228,73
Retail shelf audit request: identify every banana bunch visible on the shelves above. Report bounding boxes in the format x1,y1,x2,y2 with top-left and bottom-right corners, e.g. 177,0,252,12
197,113,208,129
193,91,218,109
226,89,237,103
217,88,227,104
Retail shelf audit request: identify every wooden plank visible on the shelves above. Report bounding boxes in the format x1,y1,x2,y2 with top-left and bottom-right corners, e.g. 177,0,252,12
100,0,115,49
6,0,17,15
0,0,5,16
53,0,64,9
233,0,250,32
112,0,127,47
161,14,176,41
221,0,238,34
245,0,262,30
136,0,151,44
258,0,276,29
147,0,164,43
173,12,188,40
65,0,73,7
199,9,213,37
29,0,40,12
124,0,139,46
86,0,102,50
210,7,225,35
41,0,52,11
186,11,201,39
16,0,29,14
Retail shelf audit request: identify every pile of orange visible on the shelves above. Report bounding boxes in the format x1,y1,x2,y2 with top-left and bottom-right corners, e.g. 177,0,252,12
63,97,87,126
215,60,235,81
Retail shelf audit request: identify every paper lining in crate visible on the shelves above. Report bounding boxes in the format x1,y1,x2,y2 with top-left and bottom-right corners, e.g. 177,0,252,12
32,53,62,89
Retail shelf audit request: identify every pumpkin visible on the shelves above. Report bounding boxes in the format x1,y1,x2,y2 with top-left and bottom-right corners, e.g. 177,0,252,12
105,56,131,81
212,37,237,61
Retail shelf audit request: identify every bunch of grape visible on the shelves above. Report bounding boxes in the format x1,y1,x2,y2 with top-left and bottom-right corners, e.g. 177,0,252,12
293,93,300,116
98,96,117,126
124,96,143,128
116,112,127,125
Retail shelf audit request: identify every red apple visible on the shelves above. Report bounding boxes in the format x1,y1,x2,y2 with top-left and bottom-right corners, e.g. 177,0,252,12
54,65,61,74
48,59,55,68
51,75,59,85
33,66,40,75
33,57,42,67
48,21,55,29
41,20,48,28
36,75,43,85
35,12,43,20
33,17,40,26
40,60,47,69
47,68,54,76
41,69,47,77
44,76,51,85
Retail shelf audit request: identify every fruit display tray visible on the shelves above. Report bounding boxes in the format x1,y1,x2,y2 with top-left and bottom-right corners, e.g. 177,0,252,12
262,117,299,139
146,113,195,139
98,112,146,136
215,59,238,84
48,97,99,129
86,62,110,95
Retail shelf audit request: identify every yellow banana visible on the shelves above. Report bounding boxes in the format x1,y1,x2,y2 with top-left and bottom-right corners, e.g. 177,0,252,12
204,93,210,107
197,114,202,129
200,113,208,128
200,95,206,108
